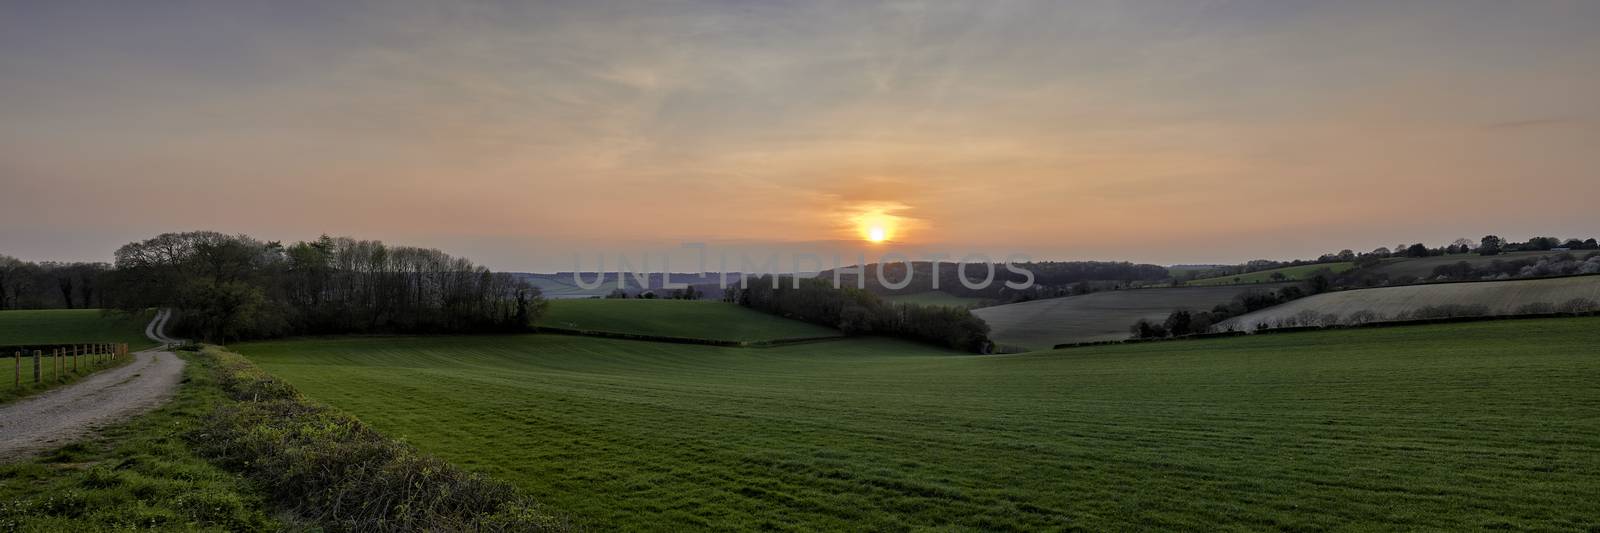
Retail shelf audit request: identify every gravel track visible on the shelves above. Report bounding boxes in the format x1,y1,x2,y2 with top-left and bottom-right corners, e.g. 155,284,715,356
0,309,186,460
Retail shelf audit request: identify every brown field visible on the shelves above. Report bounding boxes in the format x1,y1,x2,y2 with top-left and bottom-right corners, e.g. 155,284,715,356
1218,275,1600,330
972,283,1294,350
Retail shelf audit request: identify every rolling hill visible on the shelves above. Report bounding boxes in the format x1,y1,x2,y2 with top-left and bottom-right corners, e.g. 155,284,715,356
972,283,1294,349
1369,251,1585,279
536,299,842,342
1184,262,1355,286
235,317,1600,530
880,290,983,308
1218,275,1600,330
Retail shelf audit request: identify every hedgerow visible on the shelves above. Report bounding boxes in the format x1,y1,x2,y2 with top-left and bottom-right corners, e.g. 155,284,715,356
189,347,571,532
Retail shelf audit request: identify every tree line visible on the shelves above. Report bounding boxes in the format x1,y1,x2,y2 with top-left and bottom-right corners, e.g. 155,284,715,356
0,257,109,310
103,231,545,342
727,276,992,353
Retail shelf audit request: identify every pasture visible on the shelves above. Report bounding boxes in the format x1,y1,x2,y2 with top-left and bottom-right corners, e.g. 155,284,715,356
0,309,155,350
1,309,153,403
1184,262,1354,286
235,317,1600,530
1219,275,1600,330
973,284,1293,349
536,299,841,342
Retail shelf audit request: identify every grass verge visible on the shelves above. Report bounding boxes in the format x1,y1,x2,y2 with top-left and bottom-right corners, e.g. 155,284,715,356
2,346,572,532
0,351,277,531
194,346,571,531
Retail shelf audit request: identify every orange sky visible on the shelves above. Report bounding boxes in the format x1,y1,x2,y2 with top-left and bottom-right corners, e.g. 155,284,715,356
2,2,1597,271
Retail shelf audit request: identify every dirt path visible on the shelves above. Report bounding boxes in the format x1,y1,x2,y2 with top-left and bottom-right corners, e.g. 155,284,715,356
0,309,187,459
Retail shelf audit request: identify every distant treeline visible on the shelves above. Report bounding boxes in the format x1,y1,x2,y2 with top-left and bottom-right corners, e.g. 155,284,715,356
1188,234,1599,281
728,276,991,353
0,257,108,310
825,260,1167,302
104,232,544,342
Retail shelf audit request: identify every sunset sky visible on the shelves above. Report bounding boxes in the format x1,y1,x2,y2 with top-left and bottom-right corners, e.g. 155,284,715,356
3,1,1598,271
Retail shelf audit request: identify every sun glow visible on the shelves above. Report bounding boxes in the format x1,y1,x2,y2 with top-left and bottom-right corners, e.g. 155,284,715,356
868,226,887,243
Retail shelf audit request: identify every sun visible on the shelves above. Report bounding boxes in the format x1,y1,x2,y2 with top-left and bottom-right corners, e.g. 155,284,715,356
868,226,887,243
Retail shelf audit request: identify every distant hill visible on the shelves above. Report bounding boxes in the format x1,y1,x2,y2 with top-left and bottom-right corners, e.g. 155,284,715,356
972,283,1296,350
535,299,841,342
1185,262,1355,286
1367,251,1583,279
1217,275,1600,331
514,272,736,300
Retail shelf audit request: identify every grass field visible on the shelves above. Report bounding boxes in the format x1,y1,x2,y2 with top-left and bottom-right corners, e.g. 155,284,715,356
536,299,842,342
236,317,1600,530
880,290,983,308
972,284,1293,349
1184,262,1355,286
1219,275,1600,330
0,309,156,350
1,309,154,403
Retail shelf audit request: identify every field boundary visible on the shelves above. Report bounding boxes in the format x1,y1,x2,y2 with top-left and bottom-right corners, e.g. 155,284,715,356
535,326,846,348
1050,310,1600,350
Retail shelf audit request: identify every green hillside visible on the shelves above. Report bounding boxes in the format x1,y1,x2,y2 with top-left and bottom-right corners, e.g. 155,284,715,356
0,309,155,350
236,317,1600,530
536,299,841,342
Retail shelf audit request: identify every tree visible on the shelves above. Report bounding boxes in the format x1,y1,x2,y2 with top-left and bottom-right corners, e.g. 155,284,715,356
1479,235,1503,256
1371,247,1392,258
1405,243,1430,258
1451,238,1474,254
1163,310,1193,336
1269,272,1287,281
1526,236,1561,250
104,231,543,342
1336,249,1356,262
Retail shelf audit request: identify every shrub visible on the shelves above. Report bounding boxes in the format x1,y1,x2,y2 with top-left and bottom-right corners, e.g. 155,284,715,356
1514,302,1556,315
1344,310,1382,325
1400,304,1491,320
1558,298,1598,314
189,347,569,532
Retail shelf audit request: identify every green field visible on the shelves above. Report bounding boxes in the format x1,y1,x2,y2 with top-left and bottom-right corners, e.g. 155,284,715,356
1185,262,1355,286
236,317,1600,530
1,309,154,403
536,299,842,342
880,290,983,308
0,309,156,350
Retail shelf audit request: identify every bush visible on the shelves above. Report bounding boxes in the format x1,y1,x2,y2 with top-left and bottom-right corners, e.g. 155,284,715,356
1400,304,1491,320
1558,298,1598,314
732,276,992,352
189,347,569,532
1514,302,1556,315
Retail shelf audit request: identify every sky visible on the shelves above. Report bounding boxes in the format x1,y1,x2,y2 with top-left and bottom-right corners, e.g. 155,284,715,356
2,0,1598,272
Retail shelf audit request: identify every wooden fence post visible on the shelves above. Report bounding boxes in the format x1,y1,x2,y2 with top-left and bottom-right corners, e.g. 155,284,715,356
33,350,41,384
55,348,61,382
12,351,18,389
